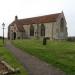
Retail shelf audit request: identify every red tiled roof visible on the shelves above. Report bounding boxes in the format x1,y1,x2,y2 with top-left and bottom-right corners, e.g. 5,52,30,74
10,13,61,31
18,13,61,25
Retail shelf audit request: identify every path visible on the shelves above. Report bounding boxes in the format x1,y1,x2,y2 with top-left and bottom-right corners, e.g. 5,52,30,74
5,40,65,75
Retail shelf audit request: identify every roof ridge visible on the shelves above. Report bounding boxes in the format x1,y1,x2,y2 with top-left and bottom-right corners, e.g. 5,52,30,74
18,12,61,21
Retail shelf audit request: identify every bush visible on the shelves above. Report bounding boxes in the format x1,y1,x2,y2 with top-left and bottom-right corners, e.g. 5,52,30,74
67,37,75,42
0,37,3,39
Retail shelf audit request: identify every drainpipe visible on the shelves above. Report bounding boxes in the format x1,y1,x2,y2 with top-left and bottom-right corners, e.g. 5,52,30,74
52,23,54,40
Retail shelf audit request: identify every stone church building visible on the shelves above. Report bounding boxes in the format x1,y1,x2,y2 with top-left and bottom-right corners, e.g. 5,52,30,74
8,12,68,40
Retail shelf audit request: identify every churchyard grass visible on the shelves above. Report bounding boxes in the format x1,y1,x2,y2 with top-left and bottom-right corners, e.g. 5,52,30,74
12,39,75,75
0,40,28,75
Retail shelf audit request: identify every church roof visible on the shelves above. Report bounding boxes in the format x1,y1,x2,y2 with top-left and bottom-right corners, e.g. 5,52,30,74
18,13,61,24
10,12,61,32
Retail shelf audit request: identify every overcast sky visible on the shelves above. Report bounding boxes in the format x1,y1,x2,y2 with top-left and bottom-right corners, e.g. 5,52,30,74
0,0,74,37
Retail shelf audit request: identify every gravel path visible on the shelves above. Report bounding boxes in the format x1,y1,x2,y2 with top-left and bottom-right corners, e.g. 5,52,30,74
5,40,66,75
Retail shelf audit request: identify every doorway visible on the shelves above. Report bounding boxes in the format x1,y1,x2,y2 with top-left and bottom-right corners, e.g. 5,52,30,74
13,32,16,40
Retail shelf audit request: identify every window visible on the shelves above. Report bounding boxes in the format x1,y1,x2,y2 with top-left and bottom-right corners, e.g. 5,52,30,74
30,25,34,36
41,24,45,36
60,18,64,32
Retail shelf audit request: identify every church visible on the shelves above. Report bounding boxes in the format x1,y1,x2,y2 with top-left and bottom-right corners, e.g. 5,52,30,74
8,12,68,40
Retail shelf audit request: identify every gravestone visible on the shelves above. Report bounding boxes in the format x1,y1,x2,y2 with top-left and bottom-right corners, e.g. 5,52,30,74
43,37,50,45
43,38,47,45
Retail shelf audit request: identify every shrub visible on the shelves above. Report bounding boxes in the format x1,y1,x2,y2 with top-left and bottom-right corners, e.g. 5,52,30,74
67,37,75,42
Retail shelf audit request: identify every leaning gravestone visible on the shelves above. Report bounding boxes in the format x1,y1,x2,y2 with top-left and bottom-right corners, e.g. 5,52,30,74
0,60,20,75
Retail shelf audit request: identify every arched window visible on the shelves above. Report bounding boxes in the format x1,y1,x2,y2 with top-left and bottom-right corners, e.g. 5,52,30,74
30,25,34,36
41,24,45,36
60,18,64,32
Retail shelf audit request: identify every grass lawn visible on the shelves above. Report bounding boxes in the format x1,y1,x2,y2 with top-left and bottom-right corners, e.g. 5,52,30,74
0,40,28,75
12,39,75,75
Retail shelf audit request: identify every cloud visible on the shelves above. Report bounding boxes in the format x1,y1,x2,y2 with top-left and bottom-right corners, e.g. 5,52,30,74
0,0,75,37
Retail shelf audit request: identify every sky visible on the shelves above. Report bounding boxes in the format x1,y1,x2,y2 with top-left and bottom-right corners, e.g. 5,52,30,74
0,0,75,37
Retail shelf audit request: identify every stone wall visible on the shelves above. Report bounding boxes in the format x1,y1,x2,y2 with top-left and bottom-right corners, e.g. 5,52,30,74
23,25,30,38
